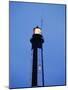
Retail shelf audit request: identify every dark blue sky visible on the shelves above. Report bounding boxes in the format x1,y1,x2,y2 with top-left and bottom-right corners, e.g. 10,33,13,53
9,1,66,88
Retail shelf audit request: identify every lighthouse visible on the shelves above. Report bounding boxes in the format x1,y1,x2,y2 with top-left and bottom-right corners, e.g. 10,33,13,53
30,26,44,87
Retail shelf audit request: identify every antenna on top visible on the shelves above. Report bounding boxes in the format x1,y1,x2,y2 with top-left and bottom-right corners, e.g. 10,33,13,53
41,17,43,30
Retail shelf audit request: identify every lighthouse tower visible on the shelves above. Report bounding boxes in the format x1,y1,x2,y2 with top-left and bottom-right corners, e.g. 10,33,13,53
30,26,44,87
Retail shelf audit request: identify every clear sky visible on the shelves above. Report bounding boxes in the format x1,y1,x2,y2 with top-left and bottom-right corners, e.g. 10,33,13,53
9,1,66,88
